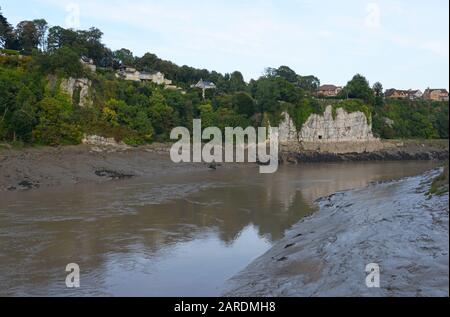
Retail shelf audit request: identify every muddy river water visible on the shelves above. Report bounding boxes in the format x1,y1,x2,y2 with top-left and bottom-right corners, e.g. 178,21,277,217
0,161,438,296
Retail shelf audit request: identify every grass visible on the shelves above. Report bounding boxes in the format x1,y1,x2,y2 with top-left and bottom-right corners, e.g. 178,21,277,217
428,161,449,196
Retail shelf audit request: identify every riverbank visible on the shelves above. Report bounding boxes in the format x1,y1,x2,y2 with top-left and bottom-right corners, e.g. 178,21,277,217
0,144,226,192
0,139,448,192
280,139,449,163
223,168,449,297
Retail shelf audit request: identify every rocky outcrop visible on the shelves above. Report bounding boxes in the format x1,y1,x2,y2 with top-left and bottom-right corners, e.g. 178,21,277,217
82,135,130,152
60,77,93,107
278,105,375,143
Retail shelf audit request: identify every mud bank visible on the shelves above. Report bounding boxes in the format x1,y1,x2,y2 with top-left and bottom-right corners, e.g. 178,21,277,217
280,140,449,163
224,169,449,297
0,144,236,192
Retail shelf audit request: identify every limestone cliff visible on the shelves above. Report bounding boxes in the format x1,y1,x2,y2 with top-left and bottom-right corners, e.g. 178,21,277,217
278,105,375,143
60,77,93,108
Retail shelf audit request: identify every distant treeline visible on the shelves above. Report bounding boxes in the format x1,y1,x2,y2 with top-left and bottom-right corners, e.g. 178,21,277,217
0,8,448,146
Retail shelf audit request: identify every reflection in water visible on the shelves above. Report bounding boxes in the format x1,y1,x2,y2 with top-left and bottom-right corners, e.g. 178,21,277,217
0,161,438,296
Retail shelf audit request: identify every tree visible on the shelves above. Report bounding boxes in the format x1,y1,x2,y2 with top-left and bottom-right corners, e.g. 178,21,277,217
229,71,246,92
114,48,135,67
298,75,320,92
373,82,383,97
372,81,384,108
15,21,40,54
32,19,48,50
340,74,374,104
32,95,82,145
276,66,298,83
34,46,84,77
77,27,105,62
232,92,255,118
0,7,14,49
148,90,174,137
47,26,78,52
254,76,301,113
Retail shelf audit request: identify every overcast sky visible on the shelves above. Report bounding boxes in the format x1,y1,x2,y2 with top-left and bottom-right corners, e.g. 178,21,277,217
2,0,449,89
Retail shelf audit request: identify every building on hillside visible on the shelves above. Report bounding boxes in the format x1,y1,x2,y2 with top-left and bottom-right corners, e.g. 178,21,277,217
117,67,173,86
80,56,96,73
117,67,141,81
317,84,342,97
407,89,423,100
423,88,449,101
385,89,423,100
139,71,173,85
193,79,216,99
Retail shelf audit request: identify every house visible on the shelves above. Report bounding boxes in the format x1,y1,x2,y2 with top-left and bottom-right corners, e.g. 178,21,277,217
193,79,216,99
117,67,173,86
317,84,342,97
80,56,96,73
385,89,408,99
139,71,173,85
407,89,423,100
385,89,423,100
117,67,141,81
423,88,449,101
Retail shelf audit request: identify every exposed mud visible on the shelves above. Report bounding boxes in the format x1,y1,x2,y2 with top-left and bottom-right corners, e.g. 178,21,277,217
280,140,449,163
0,145,239,192
224,169,449,297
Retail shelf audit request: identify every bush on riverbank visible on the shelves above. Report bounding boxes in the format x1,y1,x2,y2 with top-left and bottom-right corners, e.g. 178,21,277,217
428,162,449,196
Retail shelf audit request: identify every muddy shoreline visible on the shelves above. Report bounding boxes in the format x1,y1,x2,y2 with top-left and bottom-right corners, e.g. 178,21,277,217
0,140,448,192
280,139,449,163
223,169,449,297
0,144,236,192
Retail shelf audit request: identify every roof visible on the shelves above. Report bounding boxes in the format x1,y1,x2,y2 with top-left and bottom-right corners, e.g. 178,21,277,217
195,79,216,89
424,88,449,94
385,89,422,97
318,84,339,91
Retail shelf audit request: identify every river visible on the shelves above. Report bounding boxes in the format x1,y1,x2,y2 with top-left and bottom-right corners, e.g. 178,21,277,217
0,161,438,296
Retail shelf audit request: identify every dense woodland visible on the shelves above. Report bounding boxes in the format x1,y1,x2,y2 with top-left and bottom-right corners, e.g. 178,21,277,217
0,9,448,146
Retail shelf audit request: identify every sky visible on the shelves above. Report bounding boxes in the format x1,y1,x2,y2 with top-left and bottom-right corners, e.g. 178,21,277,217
2,0,449,89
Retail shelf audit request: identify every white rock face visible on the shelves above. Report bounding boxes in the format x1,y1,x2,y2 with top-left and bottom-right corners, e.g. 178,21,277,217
278,105,375,142
82,135,130,151
60,77,93,108
278,112,298,143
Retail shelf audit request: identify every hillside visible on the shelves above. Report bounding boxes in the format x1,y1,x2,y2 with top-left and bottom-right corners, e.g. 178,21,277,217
0,9,448,147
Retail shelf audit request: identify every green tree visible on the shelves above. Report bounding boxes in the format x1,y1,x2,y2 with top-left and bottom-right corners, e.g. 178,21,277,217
276,65,298,83
47,26,78,52
32,19,48,51
15,21,39,54
148,90,174,137
229,71,246,92
372,82,383,97
232,92,255,118
340,74,374,104
298,75,320,92
0,7,14,49
114,48,135,67
77,27,105,62
32,95,82,145
34,46,83,77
